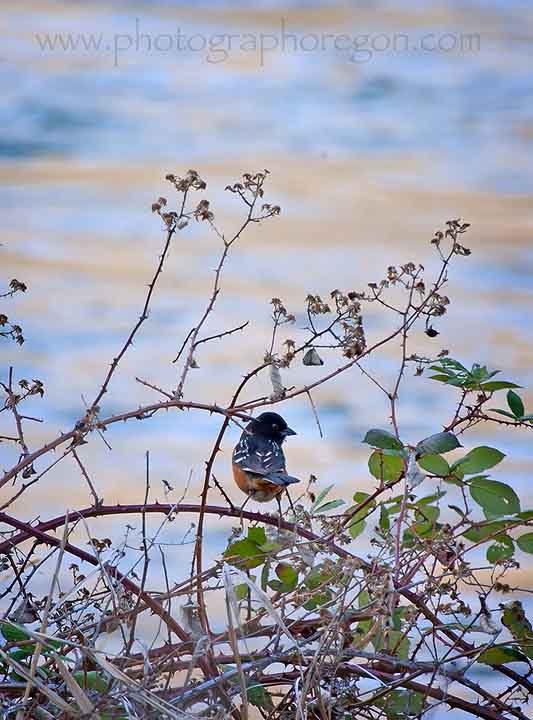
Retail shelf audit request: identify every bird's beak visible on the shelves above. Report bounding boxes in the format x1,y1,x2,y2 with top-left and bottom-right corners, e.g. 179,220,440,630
283,427,297,437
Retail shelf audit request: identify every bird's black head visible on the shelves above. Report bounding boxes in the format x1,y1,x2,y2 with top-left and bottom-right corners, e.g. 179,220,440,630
248,412,297,442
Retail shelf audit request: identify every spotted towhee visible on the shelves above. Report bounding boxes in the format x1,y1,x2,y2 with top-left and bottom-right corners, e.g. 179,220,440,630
232,412,299,505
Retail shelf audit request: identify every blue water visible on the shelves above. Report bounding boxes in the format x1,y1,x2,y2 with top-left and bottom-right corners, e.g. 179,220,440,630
2,1,533,192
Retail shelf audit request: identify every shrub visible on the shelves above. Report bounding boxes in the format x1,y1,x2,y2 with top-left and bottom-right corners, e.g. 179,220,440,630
0,170,531,719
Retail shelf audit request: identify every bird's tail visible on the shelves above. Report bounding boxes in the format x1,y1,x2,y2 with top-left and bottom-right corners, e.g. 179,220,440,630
268,473,300,487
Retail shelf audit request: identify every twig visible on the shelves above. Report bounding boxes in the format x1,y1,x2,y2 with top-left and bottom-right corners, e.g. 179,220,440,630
305,389,323,438
71,448,101,506
88,215,180,413
16,514,70,718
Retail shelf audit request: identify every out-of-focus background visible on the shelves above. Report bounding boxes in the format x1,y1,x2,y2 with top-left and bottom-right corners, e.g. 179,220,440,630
1,0,533,696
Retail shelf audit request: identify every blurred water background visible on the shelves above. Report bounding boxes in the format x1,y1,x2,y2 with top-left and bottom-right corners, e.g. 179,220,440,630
1,0,533,710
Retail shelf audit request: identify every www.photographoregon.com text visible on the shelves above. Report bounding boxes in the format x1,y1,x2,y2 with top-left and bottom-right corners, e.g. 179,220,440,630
34,17,482,66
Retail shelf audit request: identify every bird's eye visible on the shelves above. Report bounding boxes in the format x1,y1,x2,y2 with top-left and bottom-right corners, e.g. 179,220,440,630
272,423,278,431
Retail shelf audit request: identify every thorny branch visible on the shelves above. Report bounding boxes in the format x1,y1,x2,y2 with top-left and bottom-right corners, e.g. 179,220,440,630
1,175,531,720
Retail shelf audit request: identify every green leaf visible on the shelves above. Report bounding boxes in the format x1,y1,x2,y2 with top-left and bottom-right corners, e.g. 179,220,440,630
481,380,521,392
463,520,510,542
431,358,468,373
259,541,281,553
225,539,259,558
302,566,333,609
303,590,332,610
313,498,345,514
429,365,454,376
247,527,266,546
247,684,274,711
412,518,441,539
304,566,331,590
224,539,265,569
501,601,532,636
355,597,373,636
507,390,525,418
387,630,410,660
429,374,455,383
235,583,248,601
471,364,497,381
491,409,519,420
402,529,416,548
310,485,334,513
261,562,270,591
500,601,533,659
8,647,36,661
375,689,424,718
416,432,461,455
385,493,404,512
353,491,371,504
358,589,370,609
478,645,528,665
516,533,533,554
379,505,390,532
348,519,365,540
0,623,30,643
416,491,446,506
355,620,373,638
350,492,376,517
392,607,407,631
447,376,468,387
443,472,464,486
275,563,298,591
453,446,506,475
470,478,520,518
347,492,375,539
363,429,403,451
73,671,108,692
417,454,450,476
368,451,404,483
487,535,514,563
446,463,466,482
415,505,439,524
269,580,285,592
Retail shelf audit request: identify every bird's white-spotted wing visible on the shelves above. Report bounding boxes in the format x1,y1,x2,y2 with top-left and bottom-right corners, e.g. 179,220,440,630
232,434,286,476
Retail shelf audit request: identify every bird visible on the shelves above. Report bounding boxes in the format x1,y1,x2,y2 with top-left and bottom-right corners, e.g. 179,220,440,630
232,411,299,510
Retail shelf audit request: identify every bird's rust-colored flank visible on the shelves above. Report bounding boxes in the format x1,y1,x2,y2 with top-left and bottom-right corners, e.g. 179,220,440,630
232,462,284,502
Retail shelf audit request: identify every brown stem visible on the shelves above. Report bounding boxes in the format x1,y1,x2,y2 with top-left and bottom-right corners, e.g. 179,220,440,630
89,222,178,413
2,502,529,696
